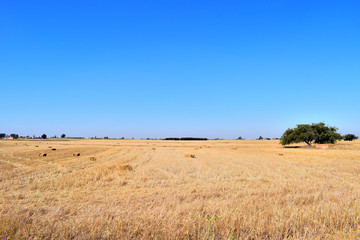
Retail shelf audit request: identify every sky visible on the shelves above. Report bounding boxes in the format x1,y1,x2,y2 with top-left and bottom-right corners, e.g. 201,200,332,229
0,0,359,139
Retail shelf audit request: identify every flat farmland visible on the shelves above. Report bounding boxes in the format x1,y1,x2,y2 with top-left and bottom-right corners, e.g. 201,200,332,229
1,139,360,239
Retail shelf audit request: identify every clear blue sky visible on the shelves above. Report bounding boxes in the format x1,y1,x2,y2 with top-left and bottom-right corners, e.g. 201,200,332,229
1,0,359,139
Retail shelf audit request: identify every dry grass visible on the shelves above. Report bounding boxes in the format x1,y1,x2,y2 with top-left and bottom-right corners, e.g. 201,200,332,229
1,139,360,239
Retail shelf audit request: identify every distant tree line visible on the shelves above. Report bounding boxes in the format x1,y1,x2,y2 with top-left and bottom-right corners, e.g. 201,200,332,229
0,128,358,143
163,137,208,141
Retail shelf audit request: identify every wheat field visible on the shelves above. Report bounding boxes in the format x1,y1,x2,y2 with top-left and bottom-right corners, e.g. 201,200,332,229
1,139,359,239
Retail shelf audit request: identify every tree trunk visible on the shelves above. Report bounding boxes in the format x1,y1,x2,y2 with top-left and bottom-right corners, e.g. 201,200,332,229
305,141,312,146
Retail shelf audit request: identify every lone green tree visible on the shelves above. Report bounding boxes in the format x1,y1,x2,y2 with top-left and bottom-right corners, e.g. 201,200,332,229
61,134,66,138
280,122,342,146
41,134,47,139
343,134,358,141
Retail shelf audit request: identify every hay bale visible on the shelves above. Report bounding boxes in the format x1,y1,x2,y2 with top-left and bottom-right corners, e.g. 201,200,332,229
279,153,284,156
184,154,196,158
34,146,39,147
118,164,134,171
39,153,47,157
89,157,96,161
152,148,156,150
73,153,80,156
48,146,52,148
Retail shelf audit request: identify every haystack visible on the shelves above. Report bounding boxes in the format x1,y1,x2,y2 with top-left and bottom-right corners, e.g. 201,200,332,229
39,153,47,157
184,154,196,158
118,164,134,171
89,157,96,161
73,153,80,156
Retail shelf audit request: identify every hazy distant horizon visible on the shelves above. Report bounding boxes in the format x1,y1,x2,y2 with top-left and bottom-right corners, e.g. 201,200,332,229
1,120,357,140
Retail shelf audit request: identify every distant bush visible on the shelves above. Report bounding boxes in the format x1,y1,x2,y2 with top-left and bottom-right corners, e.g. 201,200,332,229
61,134,66,138
10,134,19,139
41,134,47,139
343,134,358,141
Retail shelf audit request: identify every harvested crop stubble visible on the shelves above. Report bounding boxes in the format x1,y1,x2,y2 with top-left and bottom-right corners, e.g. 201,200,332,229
1,139,360,239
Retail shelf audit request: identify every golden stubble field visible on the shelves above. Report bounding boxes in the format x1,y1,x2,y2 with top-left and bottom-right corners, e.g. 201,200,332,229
1,139,360,239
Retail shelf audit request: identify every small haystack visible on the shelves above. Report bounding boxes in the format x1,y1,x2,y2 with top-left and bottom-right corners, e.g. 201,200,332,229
118,164,134,171
73,153,81,156
89,157,96,161
184,154,196,158
39,153,47,157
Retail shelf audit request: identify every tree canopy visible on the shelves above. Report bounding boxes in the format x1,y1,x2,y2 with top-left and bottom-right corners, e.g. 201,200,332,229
280,122,342,146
